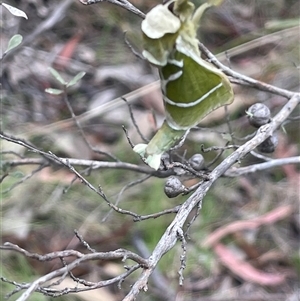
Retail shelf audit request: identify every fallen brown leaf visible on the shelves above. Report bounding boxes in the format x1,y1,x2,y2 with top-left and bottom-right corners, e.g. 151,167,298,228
213,243,285,286
202,205,293,248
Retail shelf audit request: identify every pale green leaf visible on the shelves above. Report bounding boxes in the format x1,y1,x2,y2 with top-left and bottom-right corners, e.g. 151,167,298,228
141,4,180,39
133,144,147,156
67,71,86,87
45,88,63,95
5,34,22,54
133,143,162,170
145,154,162,170
2,3,28,19
48,67,66,85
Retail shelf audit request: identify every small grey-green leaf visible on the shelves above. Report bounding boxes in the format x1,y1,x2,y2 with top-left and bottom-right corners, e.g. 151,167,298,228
2,3,28,19
4,34,23,53
67,71,86,87
48,67,66,85
45,88,63,95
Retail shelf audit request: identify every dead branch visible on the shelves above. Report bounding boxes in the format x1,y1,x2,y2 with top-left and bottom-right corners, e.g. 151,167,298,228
1,92,299,300
123,93,300,300
78,0,145,19
0,242,148,300
225,156,300,177
198,42,295,99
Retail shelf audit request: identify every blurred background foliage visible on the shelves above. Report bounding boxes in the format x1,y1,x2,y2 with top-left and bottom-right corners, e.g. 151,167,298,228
1,0,299,300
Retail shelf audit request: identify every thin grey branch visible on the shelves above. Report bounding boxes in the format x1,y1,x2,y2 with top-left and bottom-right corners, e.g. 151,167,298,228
123,97,149,143
2,146,299,180
1,156,152,174
102,174,152,222
62,89,120,161
74,230,96,253
1,242,85,259
1,243,149,301
133,205,181,222
132,233,176,301
225,156,300,177
198,42,295,99
78,0,145,19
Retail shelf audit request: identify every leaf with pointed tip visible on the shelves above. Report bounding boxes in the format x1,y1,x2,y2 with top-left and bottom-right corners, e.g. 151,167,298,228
4,34,23,54
67,71,86,87
2,3,28,19
48,67,66,85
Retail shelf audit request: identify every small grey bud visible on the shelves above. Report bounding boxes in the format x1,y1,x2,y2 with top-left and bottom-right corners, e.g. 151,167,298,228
247,103,271,128
257,135,278,153
188,154,205,171
164,176,185,198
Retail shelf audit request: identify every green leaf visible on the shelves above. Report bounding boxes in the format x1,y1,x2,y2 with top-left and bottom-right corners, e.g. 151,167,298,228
2,3,28,19
135,0,234,168
67,71,86,87
48,67,66,85
4,34,23,54
160,39,234,130
45,88,63,95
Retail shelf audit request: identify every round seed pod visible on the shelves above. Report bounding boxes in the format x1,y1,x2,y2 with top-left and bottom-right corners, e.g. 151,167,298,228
257,135,278,153
247,103,271,128
164,176,186,198
188,154,205,171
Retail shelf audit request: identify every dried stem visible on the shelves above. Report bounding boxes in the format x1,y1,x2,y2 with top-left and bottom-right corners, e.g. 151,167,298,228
78,0,145,19
123,93,300,300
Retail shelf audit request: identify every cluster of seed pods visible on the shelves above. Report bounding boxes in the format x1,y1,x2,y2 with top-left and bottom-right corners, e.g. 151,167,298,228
163,103,278,198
